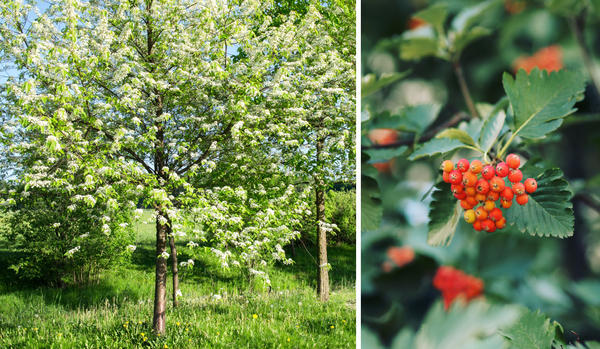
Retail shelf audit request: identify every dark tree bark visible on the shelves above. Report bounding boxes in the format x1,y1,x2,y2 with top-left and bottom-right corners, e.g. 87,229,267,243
168,226,179,307
152,208,168,334
316,136,329,302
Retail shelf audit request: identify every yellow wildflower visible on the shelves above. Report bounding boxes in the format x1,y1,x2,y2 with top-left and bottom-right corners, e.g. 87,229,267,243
330,325,335,329
252,314,258,319
176,321,180,326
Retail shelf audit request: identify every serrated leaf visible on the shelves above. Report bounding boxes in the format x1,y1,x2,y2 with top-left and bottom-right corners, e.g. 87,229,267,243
362,162,383,232
371,104,441,134
364,146,408,163
499,310,557,349
414,3,448,30
505,168,574,238
415,300,521,349
362,71,410,98
399,27,443,61
408,138,467,160
478,109,506,152
436,128,476,146
502,69,585,139
460,118,484,141
427,182,460,246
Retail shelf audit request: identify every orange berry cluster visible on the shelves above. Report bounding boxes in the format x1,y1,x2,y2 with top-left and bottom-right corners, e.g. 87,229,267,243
433,266,484,310
441,154,537,233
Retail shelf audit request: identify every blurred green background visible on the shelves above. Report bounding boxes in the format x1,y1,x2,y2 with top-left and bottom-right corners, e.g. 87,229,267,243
361,0,600,347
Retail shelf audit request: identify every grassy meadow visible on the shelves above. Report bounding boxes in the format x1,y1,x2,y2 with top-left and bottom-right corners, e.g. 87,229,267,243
0,210,356,348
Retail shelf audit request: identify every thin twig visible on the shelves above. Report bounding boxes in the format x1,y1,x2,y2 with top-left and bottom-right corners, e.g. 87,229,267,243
363,112,470,150
453,61,480,118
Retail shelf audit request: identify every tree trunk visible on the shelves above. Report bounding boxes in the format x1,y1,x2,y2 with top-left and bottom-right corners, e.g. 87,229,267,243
168,225,179,307
152,208,168,334
316,136,329,302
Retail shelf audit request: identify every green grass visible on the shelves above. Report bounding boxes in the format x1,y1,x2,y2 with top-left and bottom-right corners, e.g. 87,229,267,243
0,211,356,348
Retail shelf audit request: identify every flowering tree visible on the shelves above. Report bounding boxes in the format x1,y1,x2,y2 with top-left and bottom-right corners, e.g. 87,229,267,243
0,0,329,333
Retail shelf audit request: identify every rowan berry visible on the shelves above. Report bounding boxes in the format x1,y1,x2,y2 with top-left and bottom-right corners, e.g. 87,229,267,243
454,192,467,200
456,158,470,172
475,179,490,194
481,219,496,232
469,159,483,174
490,176,506,193
501,187,514,201
462,172,478,187
441,160,454,173
500,198,512,208
512,182,525,196
495,162,509,177
466,196,478,207
486,191,500,202
489,207,503,222
465,186,476,196
524,178,537,193
495,217,506,229
483,200,495,211
508,169,523,183
475,193,486,202
516,194,529,205
481,165,495,180
506,154,520,169
473,220,482,231
449,170,463,185
443,171,451,183
464,209,476,223
451,184,464,195
475,206,488,220
460,200,473,210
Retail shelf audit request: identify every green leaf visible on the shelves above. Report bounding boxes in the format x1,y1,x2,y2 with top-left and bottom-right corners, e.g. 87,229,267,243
435,128,476,147
478,109,506,153
408,138,468,161
371,104,441,134
505,168,574,238
502,69,585,140
362,71,410,98
398,27,443,61
499,310,558,349
452,26,491,57
545,0,586,17
413,3,448,30
414,300,521,349
427,182,460,246
451,0,500,33
362,157,383,231
364,146,408,163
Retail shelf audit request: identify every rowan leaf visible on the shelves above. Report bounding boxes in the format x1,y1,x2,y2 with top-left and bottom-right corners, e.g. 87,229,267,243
362,71,410,98
504,168,574,238
414,3,448,30
436,128,476,147
502,69,585,140
371,104,441,134
478,109,506,153
364,146,408,163
427,182,460,246
398,27,443,61
409,138,468,161
499,310,558,349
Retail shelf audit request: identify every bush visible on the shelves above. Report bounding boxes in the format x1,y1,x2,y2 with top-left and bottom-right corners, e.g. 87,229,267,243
325,189,356,245
1,185,136,286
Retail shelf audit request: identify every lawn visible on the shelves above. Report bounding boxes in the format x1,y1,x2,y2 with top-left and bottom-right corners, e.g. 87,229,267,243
0,211,356,348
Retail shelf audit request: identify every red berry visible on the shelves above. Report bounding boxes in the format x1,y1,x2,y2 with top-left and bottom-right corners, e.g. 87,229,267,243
460,200,473,210
486,191,500,202
449,170,463,185
524,178,537,193
512,182,525,196
475,193,486,202
441,160,454,173
490,176,506,193
475,207,488,220
500,198,512,208
466,196,478,207
489,208,503,221
456,158,470,172
454,192,467,200
451,184,464,195
481,165,495,180
483,200,495,211
443,171,451,183
516,194,529,205
473,220,482,231
501,187,514,201
495,162,509,177
469,160,483,174
508,169,523,183
475,179,490,194
481,219,496,232
465,187,476,196
506,154,520,169
496,217,506,229
462,172,478,187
